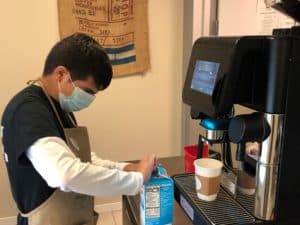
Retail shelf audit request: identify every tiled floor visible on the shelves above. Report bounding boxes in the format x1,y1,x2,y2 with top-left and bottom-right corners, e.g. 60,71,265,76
97,210,122,225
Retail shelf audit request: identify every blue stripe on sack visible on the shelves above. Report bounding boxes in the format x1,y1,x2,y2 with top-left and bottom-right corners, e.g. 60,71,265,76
105,44,135,54
110,56,136,65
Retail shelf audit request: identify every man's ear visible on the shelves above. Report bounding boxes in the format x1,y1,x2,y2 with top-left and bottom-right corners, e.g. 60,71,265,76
53,66,69,82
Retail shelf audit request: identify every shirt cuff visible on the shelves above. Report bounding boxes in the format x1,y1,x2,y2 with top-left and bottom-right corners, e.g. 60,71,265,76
115,162,130,171
129,171,144,194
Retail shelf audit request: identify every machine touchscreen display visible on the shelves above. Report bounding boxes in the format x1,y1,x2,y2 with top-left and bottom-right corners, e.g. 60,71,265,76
191,60,220,96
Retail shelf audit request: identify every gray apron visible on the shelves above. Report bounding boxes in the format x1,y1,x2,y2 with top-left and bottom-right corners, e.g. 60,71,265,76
20,81,98,225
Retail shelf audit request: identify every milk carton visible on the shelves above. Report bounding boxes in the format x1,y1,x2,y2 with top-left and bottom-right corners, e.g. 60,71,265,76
140,166,174,225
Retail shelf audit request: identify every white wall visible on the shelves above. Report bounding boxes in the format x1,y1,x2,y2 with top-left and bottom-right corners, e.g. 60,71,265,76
218,0,259,36
218,0,296,36
0,0,183,217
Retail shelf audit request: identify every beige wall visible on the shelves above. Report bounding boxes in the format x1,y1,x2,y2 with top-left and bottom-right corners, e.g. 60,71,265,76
0,0,183,218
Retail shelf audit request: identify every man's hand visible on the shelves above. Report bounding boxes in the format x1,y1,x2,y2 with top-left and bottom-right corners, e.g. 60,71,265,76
123,154,157,184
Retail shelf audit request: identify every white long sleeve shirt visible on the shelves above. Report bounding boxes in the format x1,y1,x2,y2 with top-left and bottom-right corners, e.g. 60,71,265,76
26,136,143,197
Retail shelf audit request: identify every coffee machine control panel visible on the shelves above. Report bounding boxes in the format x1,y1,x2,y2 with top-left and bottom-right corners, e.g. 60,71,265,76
183,36,290,119
182,37,237,118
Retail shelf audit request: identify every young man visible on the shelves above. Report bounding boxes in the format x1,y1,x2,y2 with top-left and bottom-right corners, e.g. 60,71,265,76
1,33,156,225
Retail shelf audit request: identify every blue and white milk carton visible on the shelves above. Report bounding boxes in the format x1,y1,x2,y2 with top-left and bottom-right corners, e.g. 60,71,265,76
140,166,174,225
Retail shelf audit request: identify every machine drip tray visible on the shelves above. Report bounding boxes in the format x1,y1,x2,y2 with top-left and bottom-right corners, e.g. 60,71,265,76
173,173,262,225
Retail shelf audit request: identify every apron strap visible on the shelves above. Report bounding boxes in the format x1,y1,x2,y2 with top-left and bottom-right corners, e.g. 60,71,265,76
66,113,77,127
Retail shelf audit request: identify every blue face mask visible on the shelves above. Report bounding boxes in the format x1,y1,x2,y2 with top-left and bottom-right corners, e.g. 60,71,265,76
58,78,95,112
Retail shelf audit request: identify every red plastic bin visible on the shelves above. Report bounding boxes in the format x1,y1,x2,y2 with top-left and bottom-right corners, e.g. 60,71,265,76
183,145,198,173
183,144,209,173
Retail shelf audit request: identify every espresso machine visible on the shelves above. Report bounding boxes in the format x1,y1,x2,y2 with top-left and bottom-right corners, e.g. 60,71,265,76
173,1,300,225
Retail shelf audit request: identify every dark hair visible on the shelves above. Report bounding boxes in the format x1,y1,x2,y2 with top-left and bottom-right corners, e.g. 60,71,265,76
43,33,112,90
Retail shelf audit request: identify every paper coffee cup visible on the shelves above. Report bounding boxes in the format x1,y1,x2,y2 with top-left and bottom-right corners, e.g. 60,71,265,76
194,158,223,201
237,170,256,195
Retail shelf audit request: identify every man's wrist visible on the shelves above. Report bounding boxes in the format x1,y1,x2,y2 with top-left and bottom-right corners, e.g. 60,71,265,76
123,163,139,172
